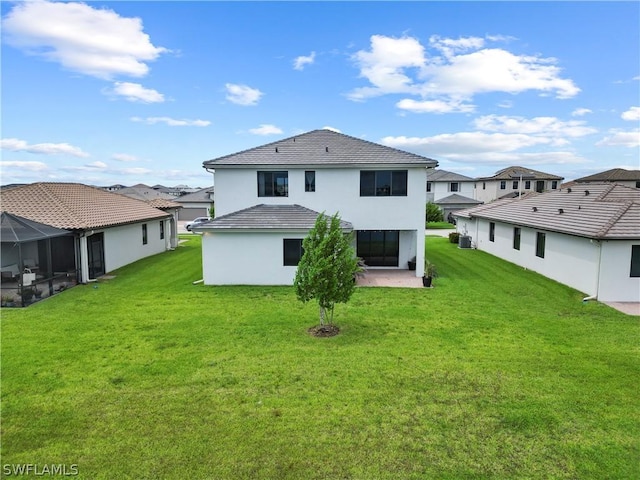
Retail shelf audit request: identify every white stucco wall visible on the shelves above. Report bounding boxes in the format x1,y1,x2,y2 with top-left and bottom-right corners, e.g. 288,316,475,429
427,181,475,203
202,230,307,285
102,220,168,273
598,241,640,302
456,218,639,302
474,180,559,203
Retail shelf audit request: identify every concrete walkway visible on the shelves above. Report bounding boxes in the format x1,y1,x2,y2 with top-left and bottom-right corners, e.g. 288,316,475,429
603,302,640,316
356,269,424,288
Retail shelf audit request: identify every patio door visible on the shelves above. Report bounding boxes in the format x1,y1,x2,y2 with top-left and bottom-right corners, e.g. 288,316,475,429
87,233,105,279
357,230,399,267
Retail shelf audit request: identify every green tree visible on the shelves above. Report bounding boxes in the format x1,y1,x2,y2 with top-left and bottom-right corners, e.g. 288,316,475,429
426,202,443,223
294,213,360,326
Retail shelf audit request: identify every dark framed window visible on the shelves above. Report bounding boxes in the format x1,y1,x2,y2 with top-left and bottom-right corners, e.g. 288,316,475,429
258,171,288,197
630,245,640,277
513,227,521,250
426,182,432,192
450,182,459,192
305,171,315,192
551,180,558,189
489,222,495,242
536,232,546,258
160,221,165,240
360,171,407,196
283,239,304,266
525,180,531,190
483,182,486,190
636,181,640,189
357,230,399,266
142,224,148,245
500,180,506,190
512,180,519,189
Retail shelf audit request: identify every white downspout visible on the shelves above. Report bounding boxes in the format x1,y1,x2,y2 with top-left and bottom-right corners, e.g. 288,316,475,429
583,239,602,302
79,234,89,284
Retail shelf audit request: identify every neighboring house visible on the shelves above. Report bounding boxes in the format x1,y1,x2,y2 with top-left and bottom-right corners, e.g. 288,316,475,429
426,169,475,203
174,187,215,221
0,183,174,283
152,184,200,197
435,194,482,222
572,168,640,189
116,184,182,248
475,166,564,203
454,183,640,303
196,129,438,284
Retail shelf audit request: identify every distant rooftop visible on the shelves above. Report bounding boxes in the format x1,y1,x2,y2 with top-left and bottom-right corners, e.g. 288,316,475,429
428,170,475,182
573,168,640,183
476,166,563,181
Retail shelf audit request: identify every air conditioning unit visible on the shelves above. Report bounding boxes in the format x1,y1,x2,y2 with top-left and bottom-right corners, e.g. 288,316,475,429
459,235,472,249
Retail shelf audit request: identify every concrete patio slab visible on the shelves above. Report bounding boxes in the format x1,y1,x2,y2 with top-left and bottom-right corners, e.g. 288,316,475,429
356,269,424,288
603,302,640,316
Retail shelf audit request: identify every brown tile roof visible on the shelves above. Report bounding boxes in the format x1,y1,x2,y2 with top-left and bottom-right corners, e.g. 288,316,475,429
0,182,170,230
574,168,640,182
455,183,640,239
147,198,183,210
476,166,563,181
203,129,439,168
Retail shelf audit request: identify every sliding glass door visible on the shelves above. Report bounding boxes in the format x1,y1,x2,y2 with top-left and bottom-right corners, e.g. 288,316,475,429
357,230,399,267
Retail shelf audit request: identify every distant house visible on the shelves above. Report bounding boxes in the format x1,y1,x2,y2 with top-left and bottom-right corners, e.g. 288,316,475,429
0,183,174,284
454,183,640,303
475,166,564,203
197,129,438,284
435,194,482,222
174,187,214,221
426,169,475,202
572,168,640,189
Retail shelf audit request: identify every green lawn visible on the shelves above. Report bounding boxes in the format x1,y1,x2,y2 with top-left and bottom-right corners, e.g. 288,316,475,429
426,221,456,229
1,236,638,479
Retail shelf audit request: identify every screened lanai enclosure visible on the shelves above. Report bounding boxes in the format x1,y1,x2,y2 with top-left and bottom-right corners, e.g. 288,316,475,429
1,212,78,307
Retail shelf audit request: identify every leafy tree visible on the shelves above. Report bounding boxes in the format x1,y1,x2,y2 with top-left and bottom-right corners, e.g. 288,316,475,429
294,213,360,326
426,202,443,223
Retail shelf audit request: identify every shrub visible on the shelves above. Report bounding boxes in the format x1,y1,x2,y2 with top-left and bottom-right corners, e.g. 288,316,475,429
449,232,460,244
426,202,443,223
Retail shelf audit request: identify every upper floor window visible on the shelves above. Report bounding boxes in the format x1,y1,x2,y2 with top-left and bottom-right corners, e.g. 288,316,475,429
426,182,432,192
482,182,486,190
636,181,640,189
160,221,165,240
500,180,506,190
536,232,546,258
525,180,531,190
450,182,459,192
305,171,315,192
513,180,519,190
489,222,495,242
142,224,148,245
258,171,288,197
360,170,407,197
551,180,558,189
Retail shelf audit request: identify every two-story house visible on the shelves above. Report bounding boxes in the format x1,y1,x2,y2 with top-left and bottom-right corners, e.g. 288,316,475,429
475,166,564,203
426,169,480,220
572,168,640,189
196,129,438,285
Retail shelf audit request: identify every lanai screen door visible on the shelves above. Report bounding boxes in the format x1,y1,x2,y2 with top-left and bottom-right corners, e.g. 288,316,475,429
357,230,399,267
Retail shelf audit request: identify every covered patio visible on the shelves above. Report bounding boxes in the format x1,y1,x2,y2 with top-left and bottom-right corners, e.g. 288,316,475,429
1,212,78,307
356,269,424,288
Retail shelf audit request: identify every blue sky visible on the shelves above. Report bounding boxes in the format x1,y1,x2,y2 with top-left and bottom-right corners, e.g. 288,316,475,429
1,1,638,188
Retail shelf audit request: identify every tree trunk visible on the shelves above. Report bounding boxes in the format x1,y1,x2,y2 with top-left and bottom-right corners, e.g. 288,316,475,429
319,306,326,326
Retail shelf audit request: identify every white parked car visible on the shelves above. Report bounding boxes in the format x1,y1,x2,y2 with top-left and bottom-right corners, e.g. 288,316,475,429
185,217,211,232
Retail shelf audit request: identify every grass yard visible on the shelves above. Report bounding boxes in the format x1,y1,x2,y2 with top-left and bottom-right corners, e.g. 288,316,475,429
426,221,456,229
1,236,638,479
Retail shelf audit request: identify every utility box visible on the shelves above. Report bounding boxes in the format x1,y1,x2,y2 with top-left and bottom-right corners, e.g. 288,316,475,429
459,235,472,249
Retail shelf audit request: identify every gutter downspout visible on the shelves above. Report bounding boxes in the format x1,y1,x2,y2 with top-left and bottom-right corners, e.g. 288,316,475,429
583,239,602,302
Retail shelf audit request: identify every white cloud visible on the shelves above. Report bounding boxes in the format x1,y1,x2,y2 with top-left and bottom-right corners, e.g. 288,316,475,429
2,0,167,80
130,117,211,127
225,83,263,106
0,138,89,157
596,129,640,148
621,106,640,121
473,115,597,138
106,82,165,103
248,124,283,135
572,108,592,117
0,160,49,172
112,153,139,162
396,98,475,114
348,34,579,109
321,126,342,132
293,51,316,70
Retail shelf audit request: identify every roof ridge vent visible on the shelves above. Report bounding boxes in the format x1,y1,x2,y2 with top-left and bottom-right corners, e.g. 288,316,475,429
567,187,572,193
558,208,564,214
325,146,329,153
275,147,278,153
585,190,590,196
532,206,538,212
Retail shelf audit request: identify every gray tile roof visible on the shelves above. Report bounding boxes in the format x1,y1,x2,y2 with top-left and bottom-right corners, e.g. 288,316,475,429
455,183,640,239
428,169,475,182
174,187,214,204
574,168,640,182
476,166,563,181
203,129,438,168
435,194,483,205
195,204,353,231
0,182,170,230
